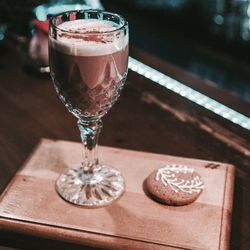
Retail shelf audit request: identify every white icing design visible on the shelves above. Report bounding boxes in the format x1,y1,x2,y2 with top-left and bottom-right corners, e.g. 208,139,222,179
155,165,204,194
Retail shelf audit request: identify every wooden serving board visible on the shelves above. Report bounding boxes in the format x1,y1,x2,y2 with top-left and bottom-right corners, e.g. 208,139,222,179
0,139,235,250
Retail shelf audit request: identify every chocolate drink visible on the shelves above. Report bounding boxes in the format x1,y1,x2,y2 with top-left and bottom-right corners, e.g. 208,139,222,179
49,19,129,119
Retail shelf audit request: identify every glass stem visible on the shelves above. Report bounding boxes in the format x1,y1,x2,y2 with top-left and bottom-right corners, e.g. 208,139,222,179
77,119,103,174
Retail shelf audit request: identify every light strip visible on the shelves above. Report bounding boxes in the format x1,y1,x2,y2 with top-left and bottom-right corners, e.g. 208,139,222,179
128,57,250,131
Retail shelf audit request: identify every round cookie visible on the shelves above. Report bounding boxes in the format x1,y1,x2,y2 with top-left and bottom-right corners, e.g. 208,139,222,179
146,164,204,206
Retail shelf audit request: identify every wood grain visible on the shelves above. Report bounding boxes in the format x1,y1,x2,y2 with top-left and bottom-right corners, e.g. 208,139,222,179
0,139,235,250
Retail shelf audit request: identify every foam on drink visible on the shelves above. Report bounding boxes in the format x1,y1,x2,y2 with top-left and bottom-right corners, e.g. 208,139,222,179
50,19,128,57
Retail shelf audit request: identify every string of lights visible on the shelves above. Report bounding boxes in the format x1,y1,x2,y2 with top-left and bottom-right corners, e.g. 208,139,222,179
128,57,250,131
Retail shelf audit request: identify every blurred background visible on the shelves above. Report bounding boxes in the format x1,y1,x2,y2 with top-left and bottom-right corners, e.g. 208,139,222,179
1,0,250,102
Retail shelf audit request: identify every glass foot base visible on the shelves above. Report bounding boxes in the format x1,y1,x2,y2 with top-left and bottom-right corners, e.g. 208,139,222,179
55,165,125,207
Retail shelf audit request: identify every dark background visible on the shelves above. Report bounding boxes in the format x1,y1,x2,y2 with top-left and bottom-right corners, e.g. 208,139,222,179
1,0,250,102
103,0,250,102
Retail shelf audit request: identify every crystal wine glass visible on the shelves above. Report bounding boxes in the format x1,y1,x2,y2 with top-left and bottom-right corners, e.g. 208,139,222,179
49,10,129,207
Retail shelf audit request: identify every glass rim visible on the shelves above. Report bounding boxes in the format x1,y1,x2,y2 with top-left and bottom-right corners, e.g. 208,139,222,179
49,9,128,35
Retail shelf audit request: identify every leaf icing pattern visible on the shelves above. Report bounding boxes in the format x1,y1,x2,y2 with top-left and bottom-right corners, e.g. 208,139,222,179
155,165,204,194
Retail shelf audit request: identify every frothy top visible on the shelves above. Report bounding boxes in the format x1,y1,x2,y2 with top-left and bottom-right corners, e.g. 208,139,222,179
50,19,128,56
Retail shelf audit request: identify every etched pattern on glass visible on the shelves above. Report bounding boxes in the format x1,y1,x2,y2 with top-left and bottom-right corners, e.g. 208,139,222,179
49,10,128,207
53,72,127,119
56,166,124,206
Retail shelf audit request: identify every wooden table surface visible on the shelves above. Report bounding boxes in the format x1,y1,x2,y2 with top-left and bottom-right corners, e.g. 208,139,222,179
0,38,250,250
